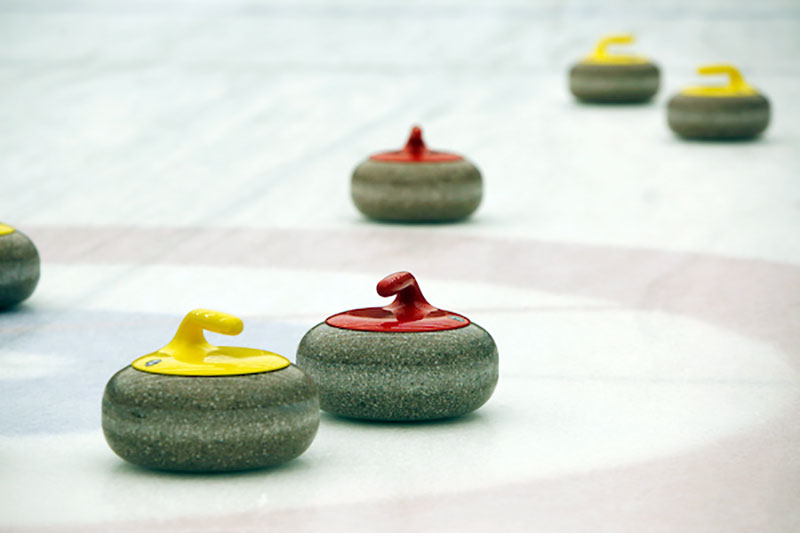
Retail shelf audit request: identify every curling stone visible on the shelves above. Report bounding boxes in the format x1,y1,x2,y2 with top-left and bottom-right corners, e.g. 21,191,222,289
569,34,660,103
102,309,320,472
667,64,770,140
296,272,498,421
0,223,40,309
351,126,482,222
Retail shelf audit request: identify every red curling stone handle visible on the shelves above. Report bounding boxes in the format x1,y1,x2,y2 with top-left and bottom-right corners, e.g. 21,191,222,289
324,271,470,332
369,126,463,163
403,126,425,156
378,272,437,322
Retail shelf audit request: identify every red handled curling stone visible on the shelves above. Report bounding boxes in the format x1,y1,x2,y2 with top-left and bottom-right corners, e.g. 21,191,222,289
351,126,482,223
296,272,499,421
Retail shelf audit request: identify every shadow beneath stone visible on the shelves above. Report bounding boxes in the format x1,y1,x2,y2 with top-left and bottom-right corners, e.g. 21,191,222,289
320,409,489,429
0,301,36,314
356,216,480,227
571,98,656,108
669,133,769,144
110,455,314,479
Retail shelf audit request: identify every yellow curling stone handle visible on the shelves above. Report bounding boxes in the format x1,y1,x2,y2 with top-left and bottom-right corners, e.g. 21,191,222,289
584,34,648,65
0,223,16,236
681,64,758,97
132,309,290,376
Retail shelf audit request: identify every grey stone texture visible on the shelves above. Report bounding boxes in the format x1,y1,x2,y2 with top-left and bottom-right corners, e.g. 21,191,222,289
351,159,482,222
569,62,660,103
102,364,319,472
667,93,770,140
296,323,498,421
0,229,40,309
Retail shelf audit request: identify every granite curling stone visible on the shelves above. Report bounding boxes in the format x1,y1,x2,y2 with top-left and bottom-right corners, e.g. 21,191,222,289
296,272,499,421
351,126,482,223
569,34,660,103
0,223,40,309
667,64,770,140
102,309,320,472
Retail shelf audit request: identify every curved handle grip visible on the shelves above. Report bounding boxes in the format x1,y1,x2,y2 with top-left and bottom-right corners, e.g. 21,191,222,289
180,309,243,336
378,272,437,322
163,309,244,363
592,34,634,59
402,126,426,156
377,271,417,297
697,64,748,91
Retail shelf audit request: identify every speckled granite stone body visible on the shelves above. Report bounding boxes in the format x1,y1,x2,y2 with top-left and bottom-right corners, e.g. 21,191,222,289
102,364,319,472
296,323,498,421
0,230,40,309
351,159,482,222
569,62,660,103
667,94,770,139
